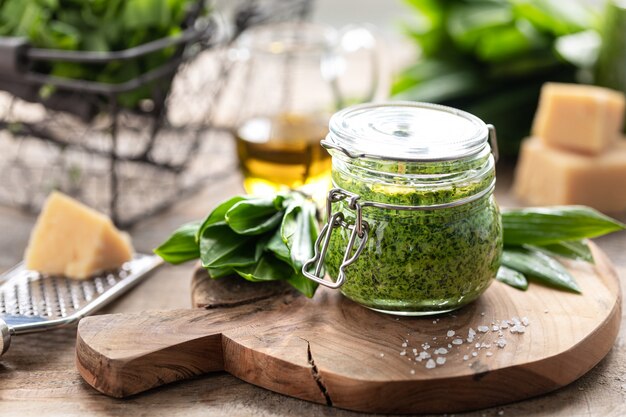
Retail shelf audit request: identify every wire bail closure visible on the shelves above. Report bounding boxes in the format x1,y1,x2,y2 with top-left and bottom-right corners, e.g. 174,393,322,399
302,188,369,288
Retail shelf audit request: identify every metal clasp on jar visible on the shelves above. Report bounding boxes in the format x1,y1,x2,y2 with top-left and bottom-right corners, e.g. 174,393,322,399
302,188,369,288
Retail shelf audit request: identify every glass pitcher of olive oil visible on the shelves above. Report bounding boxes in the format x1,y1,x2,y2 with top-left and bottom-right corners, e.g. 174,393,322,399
231,22,384,197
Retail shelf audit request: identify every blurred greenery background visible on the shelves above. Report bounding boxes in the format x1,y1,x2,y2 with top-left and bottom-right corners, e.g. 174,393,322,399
389,0,624,157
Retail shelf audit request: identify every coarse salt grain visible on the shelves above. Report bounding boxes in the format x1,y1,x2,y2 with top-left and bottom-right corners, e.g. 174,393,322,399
452,338,463,345
401,342,408,348
472,352,478,357
468,328,476,338
425,359,436,369
477,325,489,333
447,330,455,337
492,325,500,331
436,357,446,365
463,355,469,361
480,342,491,349
400,350,407,356
434,348,448,355
448,344,452,349
510,325,525,334
522,317,530,326
475,343,480,348
496,338,507,348
486,352,493,357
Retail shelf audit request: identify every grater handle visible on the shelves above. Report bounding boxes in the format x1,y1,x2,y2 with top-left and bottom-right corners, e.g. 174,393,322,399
0,319,10,356
76,308,242,398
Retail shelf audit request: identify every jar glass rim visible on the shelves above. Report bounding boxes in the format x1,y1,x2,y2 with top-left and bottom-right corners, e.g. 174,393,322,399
325,101,490,162
235,22,337,55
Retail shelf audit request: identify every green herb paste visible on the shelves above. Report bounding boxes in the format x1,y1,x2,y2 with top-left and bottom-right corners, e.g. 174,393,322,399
325,158,502,314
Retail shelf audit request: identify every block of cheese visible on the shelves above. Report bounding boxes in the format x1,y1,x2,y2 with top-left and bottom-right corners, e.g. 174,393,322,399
24,192,134,279
532,83,625,155
513,137,626,212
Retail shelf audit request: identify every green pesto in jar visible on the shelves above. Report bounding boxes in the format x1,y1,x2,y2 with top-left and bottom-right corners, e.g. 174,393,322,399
325,152,502,314
314,101,502,315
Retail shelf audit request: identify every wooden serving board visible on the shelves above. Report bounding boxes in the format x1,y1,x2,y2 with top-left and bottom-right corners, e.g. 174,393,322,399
76,244,622,414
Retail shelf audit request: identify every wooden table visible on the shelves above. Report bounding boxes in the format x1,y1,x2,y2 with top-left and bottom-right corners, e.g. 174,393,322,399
1,161,625,417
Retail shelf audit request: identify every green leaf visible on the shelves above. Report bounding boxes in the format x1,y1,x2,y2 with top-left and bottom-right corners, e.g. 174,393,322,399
206,266,235,279
267,228,291,264
496,265,528,290
234,253,293,282
501,248,581,293
286,271,318,298
122,0,171,30
225,197,284,235
527,240,594,264
155,191,320,298
153,220,200,264
281,200,317,270
196,196,249,241
199,224,256,269
511,0,598,37
502,206,625,245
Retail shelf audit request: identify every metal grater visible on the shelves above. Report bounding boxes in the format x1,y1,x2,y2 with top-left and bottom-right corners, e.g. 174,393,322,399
0,254,163,356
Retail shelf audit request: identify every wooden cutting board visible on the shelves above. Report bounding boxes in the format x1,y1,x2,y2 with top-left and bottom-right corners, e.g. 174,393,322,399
76,243,622,414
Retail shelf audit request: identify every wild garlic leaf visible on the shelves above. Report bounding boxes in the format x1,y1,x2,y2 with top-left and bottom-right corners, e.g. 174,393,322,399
501,247,581,293
281,200,317,270
225,197,284,235
267,227,291,265
286,271,318,298
153,220,201,264
199,224,257,268
196,195,249,241
496,265,528,290
502,206,625,245
207,266,235,279
526,240,594,264
234,253,293,282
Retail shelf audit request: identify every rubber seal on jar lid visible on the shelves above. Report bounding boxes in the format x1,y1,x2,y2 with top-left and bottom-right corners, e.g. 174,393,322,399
324,101,490,162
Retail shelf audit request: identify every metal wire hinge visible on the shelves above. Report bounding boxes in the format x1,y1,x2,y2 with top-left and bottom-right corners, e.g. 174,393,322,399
302,188,369,288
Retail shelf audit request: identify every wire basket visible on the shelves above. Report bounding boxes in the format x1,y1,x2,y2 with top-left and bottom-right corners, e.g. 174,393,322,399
0,0,313,227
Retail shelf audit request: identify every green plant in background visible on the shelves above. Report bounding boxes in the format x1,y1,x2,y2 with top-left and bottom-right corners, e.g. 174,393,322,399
0,0,202,108
393,0,602,156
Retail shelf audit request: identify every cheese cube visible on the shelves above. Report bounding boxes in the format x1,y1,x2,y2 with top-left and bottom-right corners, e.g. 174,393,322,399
24,192,134,279
513,138,626,212
532,83,625,155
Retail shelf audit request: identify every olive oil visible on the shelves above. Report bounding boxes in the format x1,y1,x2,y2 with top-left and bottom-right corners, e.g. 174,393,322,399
235,113,331,196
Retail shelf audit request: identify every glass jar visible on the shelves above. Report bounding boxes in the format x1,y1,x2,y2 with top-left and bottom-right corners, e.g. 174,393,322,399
229,22,384,198
302,102,502,316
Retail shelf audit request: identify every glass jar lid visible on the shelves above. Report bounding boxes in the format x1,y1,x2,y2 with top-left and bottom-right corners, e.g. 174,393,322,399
325,101,490,161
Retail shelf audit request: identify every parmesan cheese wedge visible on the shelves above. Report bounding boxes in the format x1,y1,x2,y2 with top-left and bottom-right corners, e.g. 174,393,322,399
514,138,626,212
24,192,134,279
532,83,625,155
